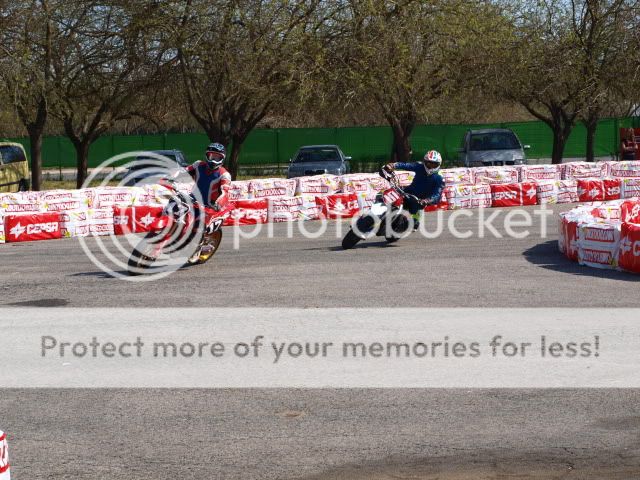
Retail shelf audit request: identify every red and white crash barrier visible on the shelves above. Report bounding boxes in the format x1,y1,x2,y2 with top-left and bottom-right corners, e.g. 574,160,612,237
490,182,537,207
576,178,621,202
268,196,305,223
577,222,621,269
473,166,519,185
223,199,269,226
5,212,62,243
113,205,165,235
590,200,624,222
296,174,341,196
600,160,640,178
619,222,640,273
395,170,416,187
535,180,578,204
558,198,640,273
563,162,608,180
0,431,9,480
40,188,94,212
249,178,296,199
444,183,492,210
315,193,359,219
93,186,151,208
519,164,562,182
227,180,251,201
0,192,41,215
621,178,640,199
4,158,640,246
440,167,473,185
59,208,115,238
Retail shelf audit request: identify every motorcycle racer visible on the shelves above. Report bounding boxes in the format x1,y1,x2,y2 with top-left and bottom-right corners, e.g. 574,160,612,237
382,150,445,228
185,143,231,211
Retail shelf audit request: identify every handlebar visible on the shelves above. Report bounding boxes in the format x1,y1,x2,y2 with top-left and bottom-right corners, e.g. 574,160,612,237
379,167,429,206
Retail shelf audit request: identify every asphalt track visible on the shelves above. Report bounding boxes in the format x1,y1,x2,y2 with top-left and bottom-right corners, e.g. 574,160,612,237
1,203,639,479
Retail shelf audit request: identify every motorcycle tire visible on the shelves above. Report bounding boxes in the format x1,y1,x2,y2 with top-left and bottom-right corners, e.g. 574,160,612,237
342,229,363,250
385,236,400,243
356,215,375,234
188,229,223,265
127,237,158,275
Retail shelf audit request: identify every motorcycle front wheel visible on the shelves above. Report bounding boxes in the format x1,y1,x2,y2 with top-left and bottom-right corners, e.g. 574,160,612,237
188,229,223,265
341,229,363,250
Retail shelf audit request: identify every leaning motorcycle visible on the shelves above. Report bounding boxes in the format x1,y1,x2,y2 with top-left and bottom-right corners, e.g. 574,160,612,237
341,170,421,249
128,180,225,274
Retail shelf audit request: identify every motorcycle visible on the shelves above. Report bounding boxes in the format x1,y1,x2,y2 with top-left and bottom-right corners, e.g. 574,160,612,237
128,180,225,274
341,169,423,249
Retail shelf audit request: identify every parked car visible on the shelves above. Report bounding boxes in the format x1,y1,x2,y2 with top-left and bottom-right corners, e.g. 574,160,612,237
122,149,189,186
0,142,29,192
458,129,529,167
286,145,351,178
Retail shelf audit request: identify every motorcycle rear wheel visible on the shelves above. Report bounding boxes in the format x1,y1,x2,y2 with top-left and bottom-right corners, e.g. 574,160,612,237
128,236,158,275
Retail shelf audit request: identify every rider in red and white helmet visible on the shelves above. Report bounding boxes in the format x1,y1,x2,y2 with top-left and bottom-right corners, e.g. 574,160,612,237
185,143,231,211
382,150,445,229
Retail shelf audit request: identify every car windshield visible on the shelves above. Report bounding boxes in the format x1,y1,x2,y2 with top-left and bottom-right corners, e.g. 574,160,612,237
294,148,340,163
0,145,26,164
470,132,521,151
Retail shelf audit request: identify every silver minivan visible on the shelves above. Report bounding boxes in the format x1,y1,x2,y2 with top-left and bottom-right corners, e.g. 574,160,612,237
286,145,351,178
458,129,529,167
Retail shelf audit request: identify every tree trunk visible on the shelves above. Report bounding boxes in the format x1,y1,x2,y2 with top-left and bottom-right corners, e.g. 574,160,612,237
551,129,568,165
584,117,598,163
74,141,91,188
390,121,414,163
27,127,44,191
228,136,245,180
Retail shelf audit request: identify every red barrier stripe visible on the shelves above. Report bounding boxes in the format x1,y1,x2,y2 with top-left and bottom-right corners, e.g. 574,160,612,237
0,463,10,474
0,433,5,442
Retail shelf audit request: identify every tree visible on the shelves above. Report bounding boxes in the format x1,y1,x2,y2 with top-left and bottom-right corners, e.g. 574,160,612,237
172,0,325,179
324,0,502,163
500,0,583,163
572,0,640,161
49,1,168,187
0,0,55,190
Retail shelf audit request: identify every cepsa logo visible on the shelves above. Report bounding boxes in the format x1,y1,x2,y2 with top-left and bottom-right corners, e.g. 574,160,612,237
28,222,59,234
10,221,58,239
493,190,517,201
620,237,640,256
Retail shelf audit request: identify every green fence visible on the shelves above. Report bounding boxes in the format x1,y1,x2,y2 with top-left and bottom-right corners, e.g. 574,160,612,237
6,117,639,170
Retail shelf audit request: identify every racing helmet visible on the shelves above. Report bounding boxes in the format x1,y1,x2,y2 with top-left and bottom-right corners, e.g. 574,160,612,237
423,150,442,175
205,143,226,168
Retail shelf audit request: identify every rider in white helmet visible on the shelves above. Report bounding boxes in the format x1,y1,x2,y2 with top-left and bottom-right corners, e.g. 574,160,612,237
382,150,445,230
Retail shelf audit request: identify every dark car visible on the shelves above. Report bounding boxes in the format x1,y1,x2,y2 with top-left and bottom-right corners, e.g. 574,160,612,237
458,129,530,167
286,145,351,178
122,149,189,186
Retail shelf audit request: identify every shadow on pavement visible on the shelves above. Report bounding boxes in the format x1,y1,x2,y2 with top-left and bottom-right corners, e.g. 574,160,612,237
524,241,639,282
68,270,129,279
304,241,401,252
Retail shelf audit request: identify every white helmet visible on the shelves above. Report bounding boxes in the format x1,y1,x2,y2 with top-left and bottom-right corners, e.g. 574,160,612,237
423,150,442,175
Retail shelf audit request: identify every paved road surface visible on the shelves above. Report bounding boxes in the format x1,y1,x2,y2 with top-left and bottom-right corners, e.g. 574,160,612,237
1,204,638,478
